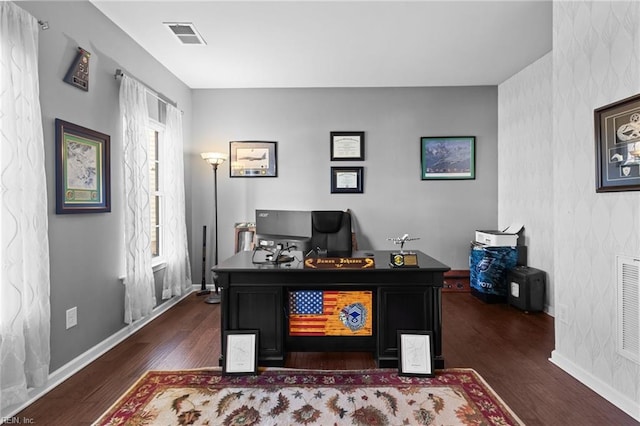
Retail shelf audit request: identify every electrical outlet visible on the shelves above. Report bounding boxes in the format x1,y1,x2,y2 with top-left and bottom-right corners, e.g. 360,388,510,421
66,307,77,329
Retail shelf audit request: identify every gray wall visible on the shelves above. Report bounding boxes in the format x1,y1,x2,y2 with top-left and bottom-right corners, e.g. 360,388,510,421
190,87,498,281
17,1,498,373
18,1,193,371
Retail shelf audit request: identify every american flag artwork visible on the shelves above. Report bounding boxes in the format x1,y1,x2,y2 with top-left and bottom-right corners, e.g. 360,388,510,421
288,290,372,336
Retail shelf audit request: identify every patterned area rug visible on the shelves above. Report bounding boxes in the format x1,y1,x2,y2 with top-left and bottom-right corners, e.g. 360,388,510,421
94,368,523,425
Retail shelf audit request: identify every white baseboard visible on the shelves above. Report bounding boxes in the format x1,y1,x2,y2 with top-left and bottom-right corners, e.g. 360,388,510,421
1,288,198,421
550,350,640,422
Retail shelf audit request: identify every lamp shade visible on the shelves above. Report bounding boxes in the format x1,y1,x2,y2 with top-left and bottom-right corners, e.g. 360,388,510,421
200,152,227,165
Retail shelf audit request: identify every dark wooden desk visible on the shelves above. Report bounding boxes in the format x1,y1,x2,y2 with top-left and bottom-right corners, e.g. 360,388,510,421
214,250,450,368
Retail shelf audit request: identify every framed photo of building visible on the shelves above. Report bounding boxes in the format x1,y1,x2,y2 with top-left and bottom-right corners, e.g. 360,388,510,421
55,119,111,214
229,141,277,177
595,93,640,192
397,330,434,377
223,330,259,375
421,136,475,180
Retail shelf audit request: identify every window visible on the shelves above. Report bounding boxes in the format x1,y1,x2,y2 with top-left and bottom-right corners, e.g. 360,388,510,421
147,94,167,264
148,123,163,259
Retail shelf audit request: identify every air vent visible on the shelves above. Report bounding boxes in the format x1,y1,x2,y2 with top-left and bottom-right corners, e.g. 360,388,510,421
163,22,206,45
616,255,640,363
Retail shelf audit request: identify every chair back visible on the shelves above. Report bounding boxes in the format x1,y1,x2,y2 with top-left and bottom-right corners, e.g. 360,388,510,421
311,210,352,256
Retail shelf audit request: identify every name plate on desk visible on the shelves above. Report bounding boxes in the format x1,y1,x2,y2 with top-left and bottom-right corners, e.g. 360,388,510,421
304,257,375,269
390,252,419,268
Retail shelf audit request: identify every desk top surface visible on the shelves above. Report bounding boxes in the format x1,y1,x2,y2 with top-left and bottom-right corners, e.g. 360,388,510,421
214,250,450,273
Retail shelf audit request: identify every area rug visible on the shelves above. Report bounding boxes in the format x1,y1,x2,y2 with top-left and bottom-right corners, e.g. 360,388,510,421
93,368,523,425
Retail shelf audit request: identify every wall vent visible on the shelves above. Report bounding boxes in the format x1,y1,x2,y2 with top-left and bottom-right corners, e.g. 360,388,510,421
616,255,640,363
163,22,206,45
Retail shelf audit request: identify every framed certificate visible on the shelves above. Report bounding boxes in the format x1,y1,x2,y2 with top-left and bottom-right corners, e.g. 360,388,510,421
330,131,365,161
223,330,259,375
397,330,435,377
331,166,363,193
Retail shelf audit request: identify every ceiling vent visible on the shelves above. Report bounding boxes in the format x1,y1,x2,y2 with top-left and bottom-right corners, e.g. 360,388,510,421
163,22,206,45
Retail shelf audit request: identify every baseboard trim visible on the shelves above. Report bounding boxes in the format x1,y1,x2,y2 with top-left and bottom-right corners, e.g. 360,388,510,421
550,350,640,422
1,288,199,421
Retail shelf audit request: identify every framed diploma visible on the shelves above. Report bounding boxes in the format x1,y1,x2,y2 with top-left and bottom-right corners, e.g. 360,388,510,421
397,330,435,377
331,166,363,193
330,131,365,161
223,330,259,375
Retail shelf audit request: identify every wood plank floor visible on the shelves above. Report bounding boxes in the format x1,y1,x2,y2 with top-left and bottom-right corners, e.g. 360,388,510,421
15,292,639,425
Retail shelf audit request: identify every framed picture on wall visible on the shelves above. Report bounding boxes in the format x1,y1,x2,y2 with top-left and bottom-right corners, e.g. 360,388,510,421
55,119,111,214
595,93,640,192
331,166,364,193
229,141,278,177
330,131,365,161
420,136,475,180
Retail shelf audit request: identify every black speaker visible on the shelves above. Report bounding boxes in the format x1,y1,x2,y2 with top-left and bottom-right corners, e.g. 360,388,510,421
507,266,545,312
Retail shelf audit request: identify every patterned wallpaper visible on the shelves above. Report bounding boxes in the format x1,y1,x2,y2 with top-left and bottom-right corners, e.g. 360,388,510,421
499,1,640,418
498,53,554,312
552,0,639,415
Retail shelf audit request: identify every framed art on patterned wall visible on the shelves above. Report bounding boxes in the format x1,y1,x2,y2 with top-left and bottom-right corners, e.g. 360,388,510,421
55,119,111,214
595,93,640,192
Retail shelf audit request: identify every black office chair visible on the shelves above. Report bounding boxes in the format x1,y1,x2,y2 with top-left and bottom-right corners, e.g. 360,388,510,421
311,210,353,257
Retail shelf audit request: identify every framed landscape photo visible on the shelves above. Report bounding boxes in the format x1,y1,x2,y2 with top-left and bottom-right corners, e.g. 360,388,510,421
55,119,111,214
421,136,475,180
397,330,435,377
330,131,365,161
223,330,259,375
229,141,277,177
331,166,363,193
595,93,640,192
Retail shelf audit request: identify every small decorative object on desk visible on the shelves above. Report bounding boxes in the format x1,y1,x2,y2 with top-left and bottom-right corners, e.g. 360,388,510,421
387,234,420,267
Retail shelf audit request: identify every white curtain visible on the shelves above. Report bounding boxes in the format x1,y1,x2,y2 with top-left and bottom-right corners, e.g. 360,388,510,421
0,2,51,410
119,75,156,324
162,105,192,298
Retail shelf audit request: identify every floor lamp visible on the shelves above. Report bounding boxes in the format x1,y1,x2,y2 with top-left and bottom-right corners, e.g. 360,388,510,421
201,152,227,304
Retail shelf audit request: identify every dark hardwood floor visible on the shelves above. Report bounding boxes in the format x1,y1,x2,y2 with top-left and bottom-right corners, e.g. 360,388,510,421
14,292,639,425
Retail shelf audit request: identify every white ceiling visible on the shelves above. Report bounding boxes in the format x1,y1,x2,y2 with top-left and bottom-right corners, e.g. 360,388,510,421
92,1,552,89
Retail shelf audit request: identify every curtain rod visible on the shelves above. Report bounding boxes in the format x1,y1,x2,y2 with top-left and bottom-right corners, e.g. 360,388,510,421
115,69,178,109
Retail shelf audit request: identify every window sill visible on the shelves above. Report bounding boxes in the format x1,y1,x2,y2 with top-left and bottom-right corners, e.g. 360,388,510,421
152,258,167,273
119,259,167,282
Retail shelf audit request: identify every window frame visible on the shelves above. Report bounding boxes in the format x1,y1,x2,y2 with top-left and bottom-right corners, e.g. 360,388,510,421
148,118,166,268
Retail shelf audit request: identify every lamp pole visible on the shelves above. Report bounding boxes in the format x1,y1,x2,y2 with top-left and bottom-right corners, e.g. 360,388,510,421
200,152,227,304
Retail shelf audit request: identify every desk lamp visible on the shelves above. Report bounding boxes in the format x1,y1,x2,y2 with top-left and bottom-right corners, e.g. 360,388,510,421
201,152,227,304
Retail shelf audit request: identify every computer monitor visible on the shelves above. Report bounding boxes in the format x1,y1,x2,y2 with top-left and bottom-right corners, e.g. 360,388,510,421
255,209,312,253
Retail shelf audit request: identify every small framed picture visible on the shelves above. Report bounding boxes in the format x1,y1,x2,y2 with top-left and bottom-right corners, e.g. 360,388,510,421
421,136,475,180
595,93,640,192
229,141,277,177
331,131,365,161
331,166,363,193
223,330,259,375
397,330,434,377
55,119,111,214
